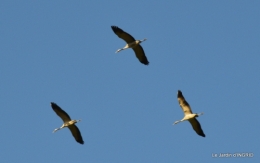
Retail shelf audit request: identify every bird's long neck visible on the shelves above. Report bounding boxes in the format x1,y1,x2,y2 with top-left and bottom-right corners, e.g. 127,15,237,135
53,124,66,133
53,128,61,133
116,49,123,53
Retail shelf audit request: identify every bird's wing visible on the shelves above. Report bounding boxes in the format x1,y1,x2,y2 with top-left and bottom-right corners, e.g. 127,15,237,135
51,102,71,122
188,118,205,137
68,125,84,144
133,45,149,65
111,26,136,44
177,90,193,115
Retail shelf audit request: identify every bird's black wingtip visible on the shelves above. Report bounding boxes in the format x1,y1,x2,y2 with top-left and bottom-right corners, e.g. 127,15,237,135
111,26,124,34
78,140,84,144
50,102,56,106
143,62,149,65
177,90,183,97
200,134,206,137
111,26,118,31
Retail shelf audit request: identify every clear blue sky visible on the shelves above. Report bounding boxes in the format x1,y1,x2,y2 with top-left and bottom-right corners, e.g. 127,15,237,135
1,1,259,163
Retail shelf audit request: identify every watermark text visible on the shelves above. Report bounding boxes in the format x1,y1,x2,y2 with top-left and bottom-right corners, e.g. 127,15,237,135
212,153,254,158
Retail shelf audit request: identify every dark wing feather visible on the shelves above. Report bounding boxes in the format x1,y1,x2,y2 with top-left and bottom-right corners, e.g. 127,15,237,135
188,118,206,137
177,90,193,115
111,26,136,44
133,45,149,65
68,125,84,144
51,102,71,122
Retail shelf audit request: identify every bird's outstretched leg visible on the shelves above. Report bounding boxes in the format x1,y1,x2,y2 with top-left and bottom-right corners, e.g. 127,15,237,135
141,38,147,42
197,112,204,116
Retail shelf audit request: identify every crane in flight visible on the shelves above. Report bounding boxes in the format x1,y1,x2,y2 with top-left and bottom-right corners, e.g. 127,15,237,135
111,26,149,65
173,90,206,137
51,102,84,144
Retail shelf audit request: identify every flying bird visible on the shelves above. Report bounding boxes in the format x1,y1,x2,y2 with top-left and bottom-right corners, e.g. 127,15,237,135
111,26,149,65
173,90,206,137
51,102,84,144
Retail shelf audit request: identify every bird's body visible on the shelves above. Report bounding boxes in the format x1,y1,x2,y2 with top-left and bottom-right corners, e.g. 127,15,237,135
51,102,84,144
182,113,198,121
54,119,78,131
111,26,149,65
173,90,206,137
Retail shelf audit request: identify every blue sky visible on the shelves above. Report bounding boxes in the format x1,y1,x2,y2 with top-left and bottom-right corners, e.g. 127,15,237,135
1,0,259,162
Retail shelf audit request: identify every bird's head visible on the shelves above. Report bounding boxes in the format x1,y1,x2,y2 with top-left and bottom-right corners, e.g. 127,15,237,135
53,128,59,133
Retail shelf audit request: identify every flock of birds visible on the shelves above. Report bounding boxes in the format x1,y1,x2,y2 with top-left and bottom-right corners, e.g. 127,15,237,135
51,26,206,145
